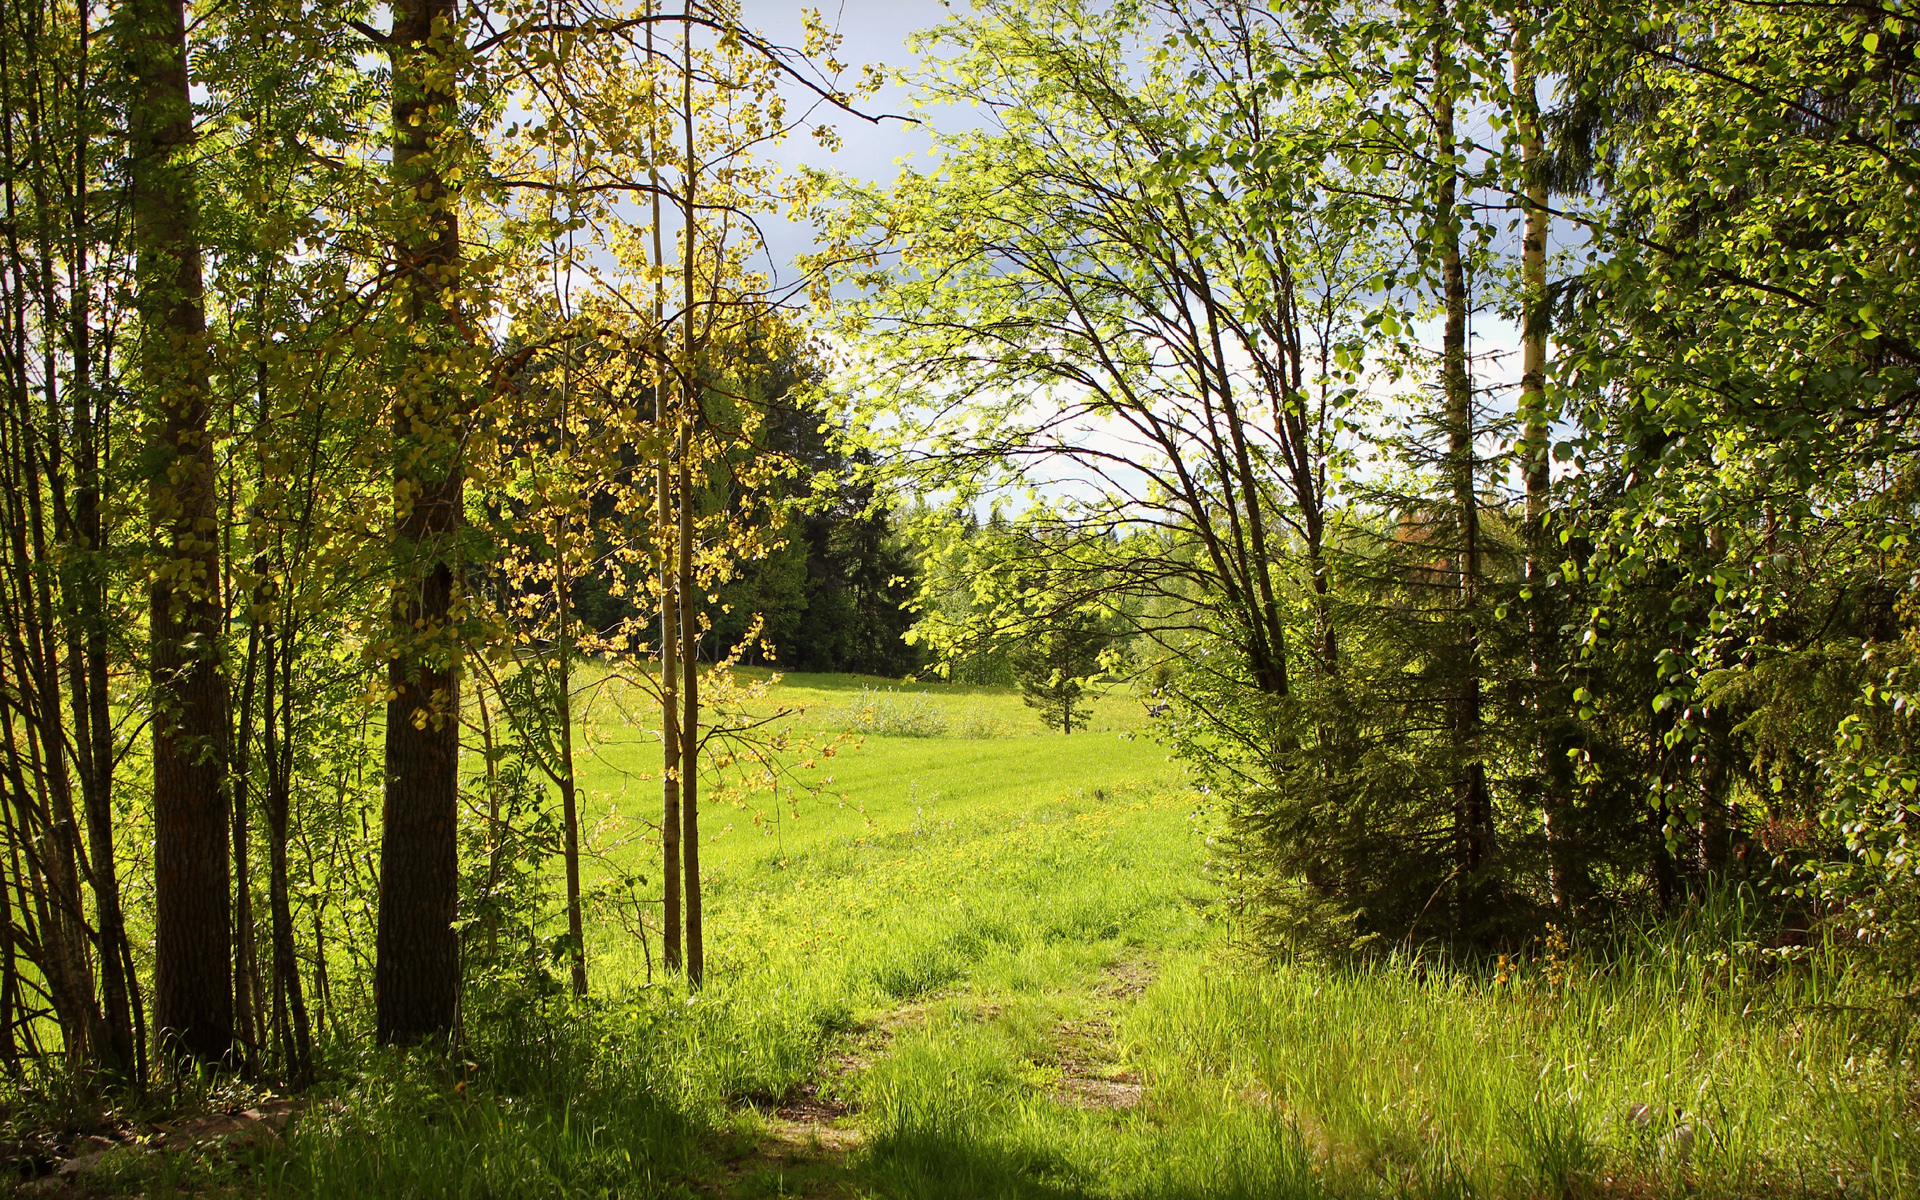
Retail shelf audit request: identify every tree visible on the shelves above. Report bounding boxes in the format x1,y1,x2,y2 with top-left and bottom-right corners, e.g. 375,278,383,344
834,0,1352,698
1544,0,1920,940
125,0,234,1066
374,0,471,1047
842,0,1621,951
1010,607,1113,734
0,0,142,1080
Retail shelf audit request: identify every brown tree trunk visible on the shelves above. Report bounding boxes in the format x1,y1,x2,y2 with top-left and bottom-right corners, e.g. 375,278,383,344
376,0,464,1046
126,0,232,1067
679,23,704,988
649,5,681,974
1435,29,1492,889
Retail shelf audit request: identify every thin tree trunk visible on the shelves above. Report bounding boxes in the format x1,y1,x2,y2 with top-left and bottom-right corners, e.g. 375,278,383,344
476,683,503,958
232,619,261,1075
1513,17,1567,911
266,625,312,1083
557,352,587,999
0,840,18,1077
1436,26,1491,890
679,18,704,988
375,0,464,1046
125,0,231,1065
650,6,681,976
61,0,134,1076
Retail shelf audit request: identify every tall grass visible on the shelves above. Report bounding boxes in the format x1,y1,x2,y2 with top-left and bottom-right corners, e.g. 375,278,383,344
824,685,1014,739
853,892,1918,1199
245,792,1918,1199
63,684,1912,1199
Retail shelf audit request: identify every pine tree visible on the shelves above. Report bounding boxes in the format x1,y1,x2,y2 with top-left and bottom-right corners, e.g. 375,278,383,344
1009,609,1112,735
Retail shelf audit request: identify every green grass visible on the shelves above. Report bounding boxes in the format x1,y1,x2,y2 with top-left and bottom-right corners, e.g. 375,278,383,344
567,669,1171,859
80,671,1915,1199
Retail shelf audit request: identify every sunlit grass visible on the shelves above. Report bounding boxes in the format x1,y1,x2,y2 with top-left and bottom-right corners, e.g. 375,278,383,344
220,670,1919,1199
559,666,1180,978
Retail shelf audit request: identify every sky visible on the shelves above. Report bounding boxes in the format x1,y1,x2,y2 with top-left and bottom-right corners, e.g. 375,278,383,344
732,0,964,283
725,0,1553,502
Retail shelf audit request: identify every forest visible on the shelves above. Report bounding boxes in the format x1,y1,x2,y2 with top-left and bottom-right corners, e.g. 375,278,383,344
0,0,1914,1194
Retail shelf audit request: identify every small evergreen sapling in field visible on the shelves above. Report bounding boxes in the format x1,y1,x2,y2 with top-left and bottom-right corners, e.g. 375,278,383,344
1009,608,1120,735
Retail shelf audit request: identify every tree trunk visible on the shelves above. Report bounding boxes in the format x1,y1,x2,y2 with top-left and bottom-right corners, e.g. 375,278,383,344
1435,28,1492,892
376,0,464,1046
679,22,704,988
126,0,233,1067
1512,16,1570,911
266,626,312,1083
650,4,681,975
556,365,586,999
53,0,135,1072
232,621,261,1075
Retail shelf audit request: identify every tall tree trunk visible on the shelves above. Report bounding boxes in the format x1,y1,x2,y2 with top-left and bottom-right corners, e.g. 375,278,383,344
1435,27,1492,891
1512,17,1573,911
650,6,681,976
679,20,704,988
376,0,464,1046
126,0,232,1066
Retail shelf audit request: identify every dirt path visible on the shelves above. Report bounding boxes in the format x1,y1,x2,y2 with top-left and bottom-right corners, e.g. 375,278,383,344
710,958,1154,1199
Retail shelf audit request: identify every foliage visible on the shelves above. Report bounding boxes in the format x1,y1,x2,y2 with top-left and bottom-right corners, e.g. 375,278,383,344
1543,0,1920,958
827,0,1920,967
1008,607,1117,736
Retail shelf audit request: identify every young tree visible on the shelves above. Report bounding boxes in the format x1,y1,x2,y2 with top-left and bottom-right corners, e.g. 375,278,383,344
1009,608,1112,735
0,0,140,1079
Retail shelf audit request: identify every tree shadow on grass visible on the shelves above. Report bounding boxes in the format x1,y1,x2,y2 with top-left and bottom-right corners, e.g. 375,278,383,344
856,1127,1095,1200
852,1125,1332,1200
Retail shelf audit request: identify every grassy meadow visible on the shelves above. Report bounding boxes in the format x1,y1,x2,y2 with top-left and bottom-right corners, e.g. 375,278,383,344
70,672,1915,1199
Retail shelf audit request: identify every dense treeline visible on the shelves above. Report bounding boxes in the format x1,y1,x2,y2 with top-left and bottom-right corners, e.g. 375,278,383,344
0,0,887,1090
0,0,1914,1112
843,0,1920,963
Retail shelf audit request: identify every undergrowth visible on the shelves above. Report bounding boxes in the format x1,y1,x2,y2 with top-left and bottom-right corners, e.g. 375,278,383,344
10,783,1916,1198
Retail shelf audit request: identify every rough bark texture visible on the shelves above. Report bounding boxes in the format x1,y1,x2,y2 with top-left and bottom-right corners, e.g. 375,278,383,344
375,0,464,1046
128,0,232,1067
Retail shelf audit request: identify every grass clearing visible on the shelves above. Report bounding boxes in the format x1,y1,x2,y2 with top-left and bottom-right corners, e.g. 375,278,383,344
58,673,1914,1199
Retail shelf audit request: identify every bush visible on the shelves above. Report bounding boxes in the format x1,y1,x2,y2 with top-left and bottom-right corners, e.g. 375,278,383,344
828,687,950,737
